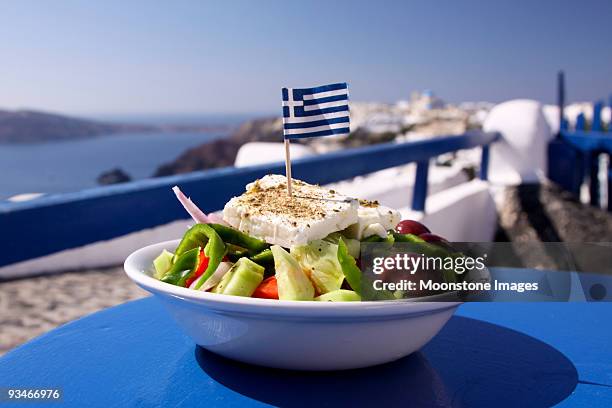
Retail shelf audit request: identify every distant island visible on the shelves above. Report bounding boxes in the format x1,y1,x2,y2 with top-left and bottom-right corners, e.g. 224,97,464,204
0,109,232,144
154,117,283,176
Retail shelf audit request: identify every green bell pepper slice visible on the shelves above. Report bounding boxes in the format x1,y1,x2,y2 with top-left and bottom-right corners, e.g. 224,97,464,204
225,244,250,263
393,233,459,283
173,223,227,289
362,232,395,244
161,247,200,286
338,238,394,300
392,233,424,243
393,233,452,258
209,224,269,254
338,238,362,295
174,223,222,257
250,248,273,264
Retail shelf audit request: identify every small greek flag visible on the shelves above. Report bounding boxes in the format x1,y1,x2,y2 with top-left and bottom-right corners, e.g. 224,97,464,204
282,82,350,139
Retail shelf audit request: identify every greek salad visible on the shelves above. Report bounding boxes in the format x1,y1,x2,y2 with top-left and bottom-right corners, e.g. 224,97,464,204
153,175,461,301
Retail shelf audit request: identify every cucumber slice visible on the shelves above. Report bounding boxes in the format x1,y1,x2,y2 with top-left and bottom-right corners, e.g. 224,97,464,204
153,249,174,279
315,290,361,302
214,258,264,297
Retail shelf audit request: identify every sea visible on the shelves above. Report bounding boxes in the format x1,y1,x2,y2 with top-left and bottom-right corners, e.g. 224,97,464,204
0,114,263,200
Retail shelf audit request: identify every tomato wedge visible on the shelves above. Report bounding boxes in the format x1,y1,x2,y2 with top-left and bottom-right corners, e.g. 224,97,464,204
252,276,278,299
185,250,210,287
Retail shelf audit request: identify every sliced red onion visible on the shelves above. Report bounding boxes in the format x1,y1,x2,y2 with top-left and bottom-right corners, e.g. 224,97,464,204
189,261,233,291
172,186,210,224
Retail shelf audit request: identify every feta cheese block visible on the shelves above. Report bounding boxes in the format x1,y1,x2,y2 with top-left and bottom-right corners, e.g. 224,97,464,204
223,175,359,247
344,200,401,239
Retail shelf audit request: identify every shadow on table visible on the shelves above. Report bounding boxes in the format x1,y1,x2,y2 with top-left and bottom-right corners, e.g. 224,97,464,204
195,316,578,408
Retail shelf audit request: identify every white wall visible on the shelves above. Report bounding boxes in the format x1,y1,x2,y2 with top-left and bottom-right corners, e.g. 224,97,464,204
325,162,469,209
399,180,497,242
483,99,554,186
234,142,314,167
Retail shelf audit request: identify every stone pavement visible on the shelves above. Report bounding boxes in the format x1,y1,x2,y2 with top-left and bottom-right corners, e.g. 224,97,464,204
0,267,147,356
496,182,612,243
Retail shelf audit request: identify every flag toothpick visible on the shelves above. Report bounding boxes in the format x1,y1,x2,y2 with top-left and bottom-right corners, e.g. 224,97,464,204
284,138,293,197
281,82,349,199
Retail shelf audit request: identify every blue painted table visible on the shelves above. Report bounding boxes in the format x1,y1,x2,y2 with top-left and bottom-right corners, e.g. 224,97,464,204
0,299,610,407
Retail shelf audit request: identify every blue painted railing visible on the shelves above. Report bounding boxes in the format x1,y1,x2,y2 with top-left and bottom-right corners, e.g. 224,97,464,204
550,71,611,209
0,131,498,267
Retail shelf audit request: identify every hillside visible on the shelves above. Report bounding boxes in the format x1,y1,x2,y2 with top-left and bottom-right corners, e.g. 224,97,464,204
0,109,157,143
0,109,229,143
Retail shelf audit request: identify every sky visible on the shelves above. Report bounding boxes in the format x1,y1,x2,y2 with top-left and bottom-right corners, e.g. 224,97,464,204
1,0,611,115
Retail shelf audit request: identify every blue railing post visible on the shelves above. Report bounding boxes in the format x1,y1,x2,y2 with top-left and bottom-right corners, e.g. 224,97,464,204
411,160,429,212
575,113,586,131
557,71,566,133
592,101,603,131
548,137,584,196
479,144,490,181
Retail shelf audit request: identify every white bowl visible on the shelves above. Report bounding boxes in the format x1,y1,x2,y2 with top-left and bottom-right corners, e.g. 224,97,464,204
124,240,460,371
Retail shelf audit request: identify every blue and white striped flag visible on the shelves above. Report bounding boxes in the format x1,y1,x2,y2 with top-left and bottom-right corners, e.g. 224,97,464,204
282,82,350,139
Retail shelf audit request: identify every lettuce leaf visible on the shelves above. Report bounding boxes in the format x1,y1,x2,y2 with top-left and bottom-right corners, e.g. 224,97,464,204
292,239,345,295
